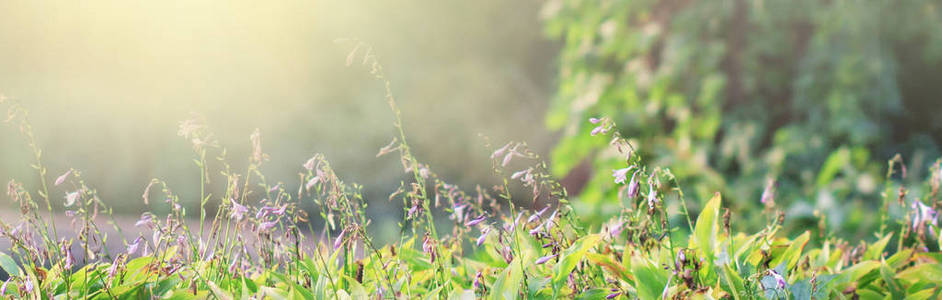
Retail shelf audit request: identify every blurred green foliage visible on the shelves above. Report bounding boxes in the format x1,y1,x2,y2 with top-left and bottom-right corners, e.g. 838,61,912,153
542,0,942,235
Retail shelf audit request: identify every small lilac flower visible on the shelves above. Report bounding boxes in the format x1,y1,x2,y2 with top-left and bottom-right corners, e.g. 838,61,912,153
230,201,248,221
54,169,72,186
761,179,776,205
23,278,32,294
535,254,556,265
606,292,621,299
589,117,601,124
333,228,346,250
256,206,273,219
543,210,558,231
608,220,624,238
62,243,74,269
271,205,287,216
258,221,277,232
506,211,524,232
268,183,281,193
768,269,786,289
472,271,483,290
510,169,528,180
627,172,640,198
912,200,938,230
303,157,316,171
64,191,80,207
127,236,144,255
612,167,631,184
305,177,319,191
646,183,658,208
135,213,154,228
528,206,549,224
590,126,605,136
451,203,468,223
529,223,543,236
1,279,8,296
465,215,486,227
490,143,511,160
476,228,490,246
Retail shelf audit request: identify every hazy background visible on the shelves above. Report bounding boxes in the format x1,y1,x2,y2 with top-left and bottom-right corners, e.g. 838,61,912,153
0,0,558,230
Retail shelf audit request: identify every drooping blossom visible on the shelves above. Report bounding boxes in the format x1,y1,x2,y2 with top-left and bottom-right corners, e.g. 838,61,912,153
529,223,543,236
589,117,608,136
490,143,512,160
62,242,74,269
465,215,486,227
127,236,145,255
135,213,155,228
912,200,938,230
1,279,8,296
305,176,319,191
506,211,524,232
589,117,601,124
606,292,621,299
646,183,658,208
543,210,557,231
535,254,556,265
268,183,281,193
64,191,80,207
768,269,786,289
303,157,317,171
258,221,277,232
528,206,550,224
472,271,483,290
626,172,640,198
230,201,248,221
761,179,776,206
333,228,346,250
54,169,72,186
612,167,632,184
476,228,490,247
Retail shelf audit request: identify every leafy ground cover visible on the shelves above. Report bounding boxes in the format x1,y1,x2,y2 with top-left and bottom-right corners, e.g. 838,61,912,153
0,48,941,299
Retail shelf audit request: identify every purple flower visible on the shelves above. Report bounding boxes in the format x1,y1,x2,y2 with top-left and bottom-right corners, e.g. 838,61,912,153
589,117,601,124
768,269,786,289
590,126,605,136
476,228,490,246
506,211,524,232
472,271,482,290
529,223,543,236
1,279,8,296
230,201,248,221
268,183,281,193
608,221,624,238
305,177,319,191
333,229,346,250
64,191,80,207
912,200,938,230
528,206,550,224
510,169,529,180
451,204,468,223
465,215,486,227
543,210,558,231
606,292,621,299
490,143,511,160
627,172,640,198
271,205,287,216
127,236,145,255
303,157,316,171
612,167,631,184
54,169,72,186
135,213,154,228
535,254,556,265
62,243,74,269
256,206,273,219
761,179,776,205
23,278,32,294
646,183,658,208
258,221,277,232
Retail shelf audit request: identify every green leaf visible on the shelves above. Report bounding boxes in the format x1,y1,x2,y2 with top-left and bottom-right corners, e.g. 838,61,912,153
693,192,722,261
0,252,20,277
770,231,809,270
553,234,602,285
864,234,892,261
490,259,523,300
629,256,669,300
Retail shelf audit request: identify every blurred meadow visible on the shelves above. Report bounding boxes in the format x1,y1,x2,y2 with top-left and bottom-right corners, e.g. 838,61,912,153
0,0,556,241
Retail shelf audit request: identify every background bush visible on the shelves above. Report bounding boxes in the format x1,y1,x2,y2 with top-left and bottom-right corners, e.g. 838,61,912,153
542,0,942,236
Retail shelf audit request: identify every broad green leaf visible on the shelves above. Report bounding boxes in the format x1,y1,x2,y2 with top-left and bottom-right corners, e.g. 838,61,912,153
896,263,942,284
629,256,669,300
769,231,809,270
490,259,523,300
553,234,602,285
0,252,20,277
693,193,722,261
864,234,892,261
